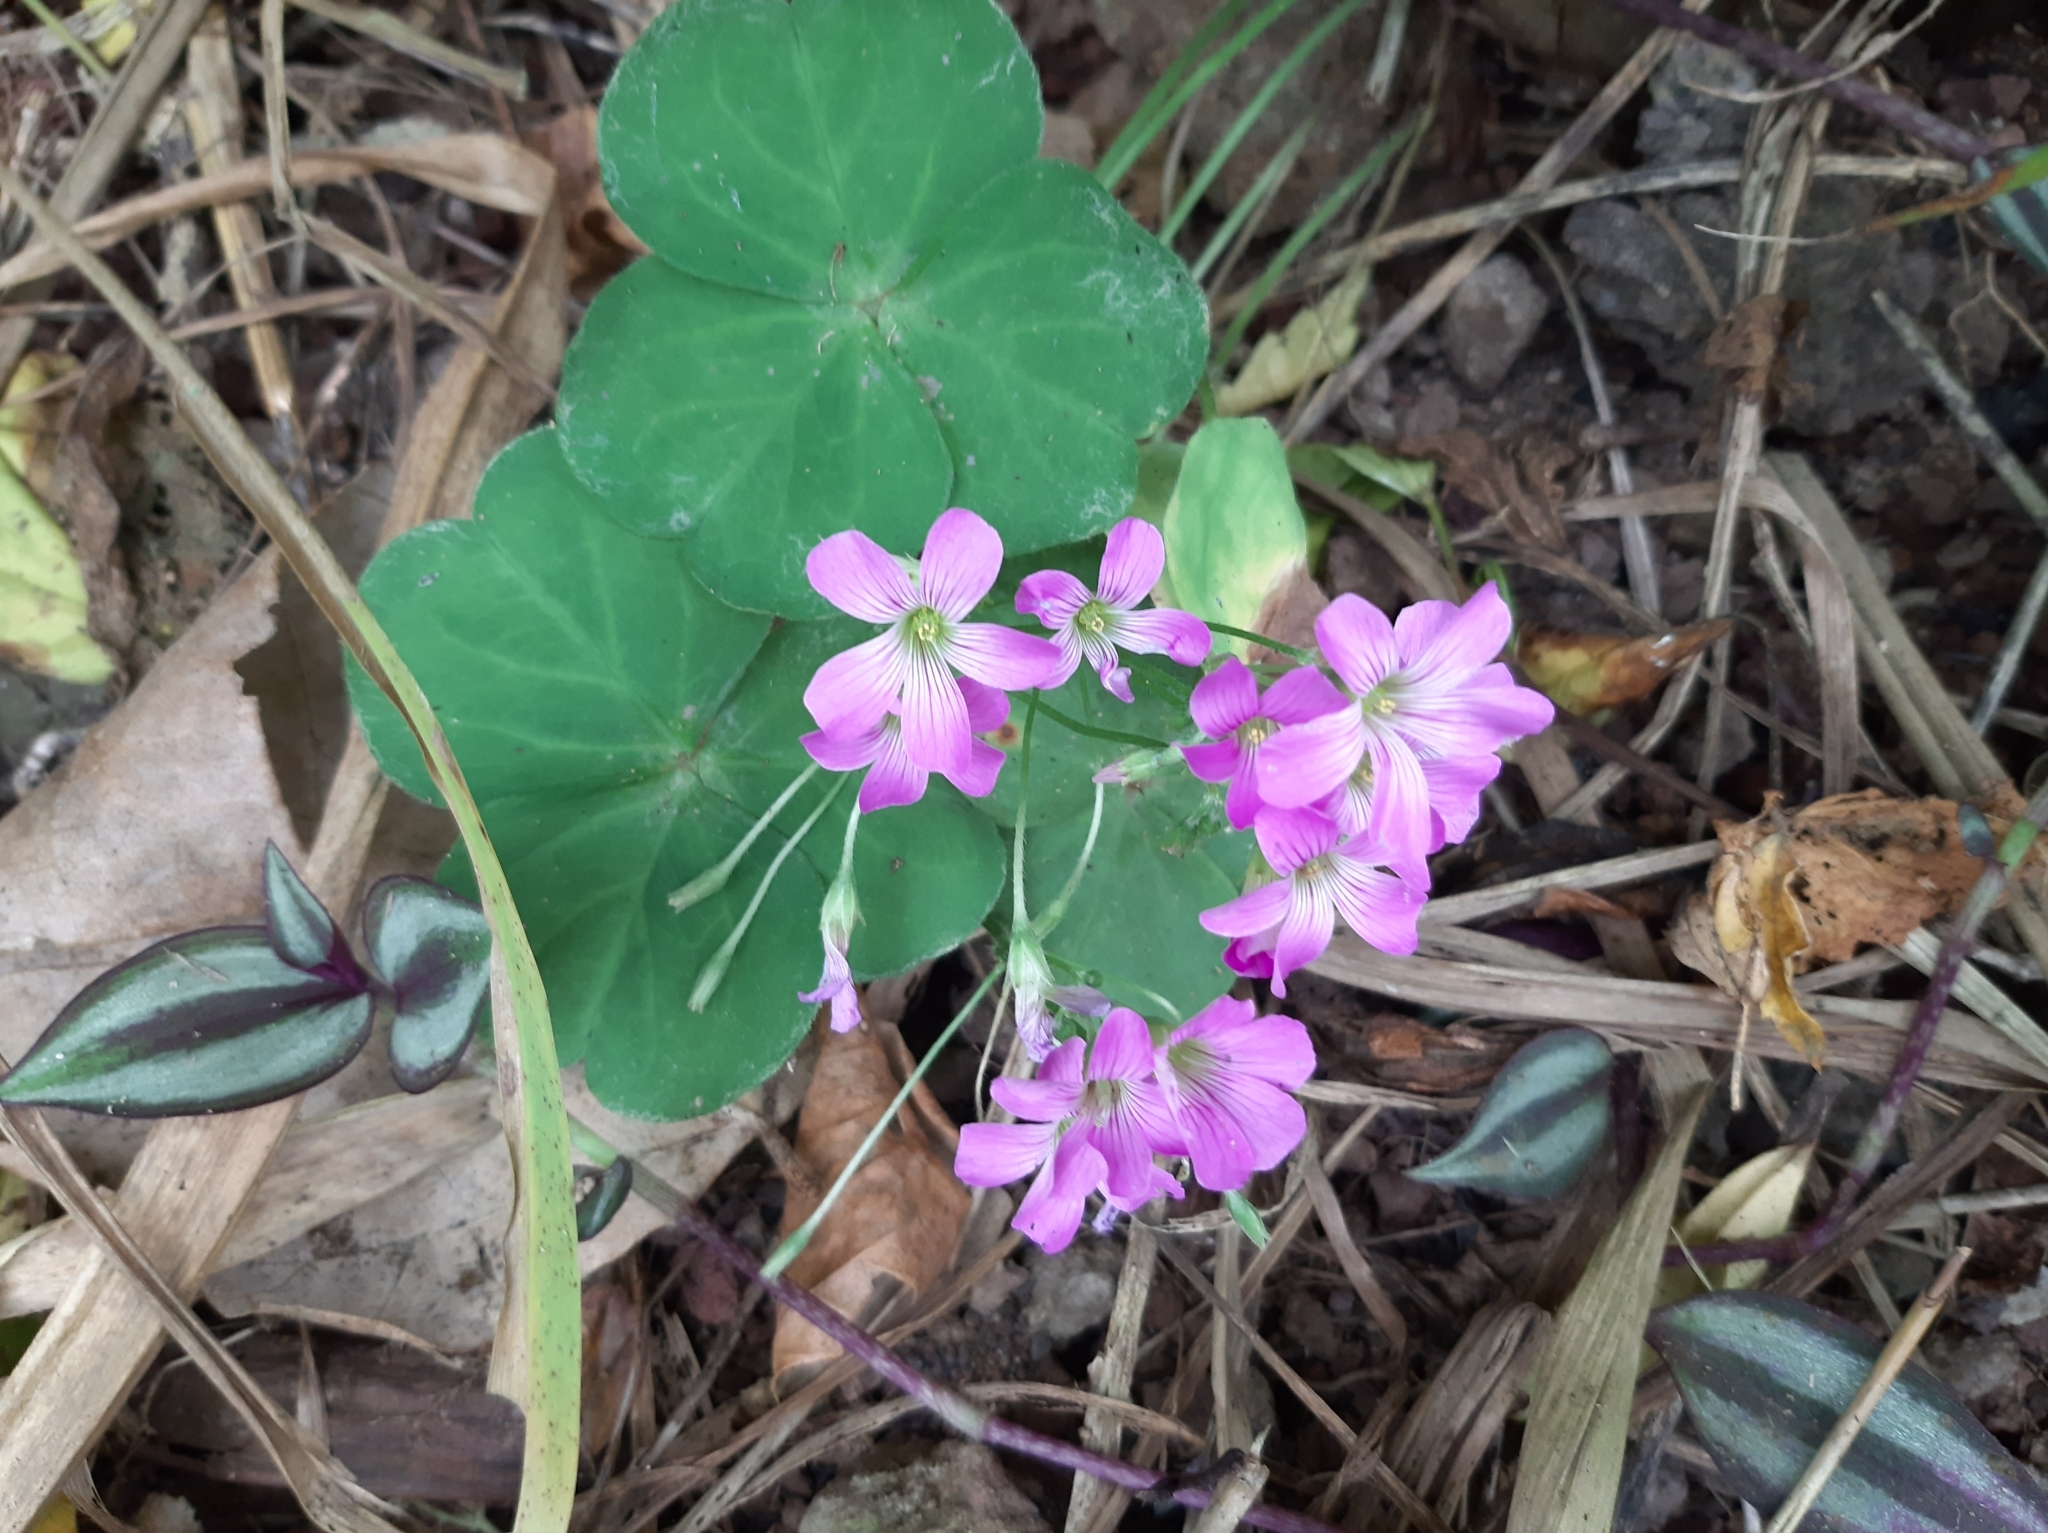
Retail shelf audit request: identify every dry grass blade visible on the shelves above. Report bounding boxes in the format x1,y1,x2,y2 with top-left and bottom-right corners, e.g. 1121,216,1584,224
1291,470,1456,602
1189,1454,1271,1533
1507,1050,1710,1533
1300,1151,1405,1355
1067,1217,1159,1533
0,1108,403,1533
288,0,527,95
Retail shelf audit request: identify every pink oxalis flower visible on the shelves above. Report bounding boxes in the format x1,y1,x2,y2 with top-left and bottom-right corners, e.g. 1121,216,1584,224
802,509,1062,783
955,1007,1182,1253
1016,517,1212,702
1256,584,1554,870
1181,657,1350,831
1200,806,1428,997
1150,995,1315,1193
798,862,862,1033
801,678,1010,814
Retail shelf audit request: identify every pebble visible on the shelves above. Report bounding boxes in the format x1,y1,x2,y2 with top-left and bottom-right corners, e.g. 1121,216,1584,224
799,1441,1050,1533
1022,1238,1123,1343
1441,254,1548,392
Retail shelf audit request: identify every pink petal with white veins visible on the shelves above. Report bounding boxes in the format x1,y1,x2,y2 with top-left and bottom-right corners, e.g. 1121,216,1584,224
1199,878,1292,939
1362,730,1434,875
1190,656,1259,737
855,726,928,812
1013,1131,1106,1253
954,1120,1057,1187
945,622,1066,693
942,739,1007,800
1223,935,1276,980
1222,759,1265,831
1180,1078,1307,1190
1397,581,1512,684
1314,593,1400,696
1256,709,1366,809
898,649,971,777
960,676,1011,733
1178,1003,1315,1089
1267,882,1335,997
1263,664,1350,724
801,725,883,775
1016,568,1092,627
806,529,916,623
918,508,1004,620
1114,606,1212,666
991,1073,1085,1123
1121,1076,1185,1155
1328,855,1426,956
803,629,907,737
1040,1035,1087,1086
1252,803,1342,876
1084,1107,1168,1206
1421,751,1502,845
1097,517,1166,609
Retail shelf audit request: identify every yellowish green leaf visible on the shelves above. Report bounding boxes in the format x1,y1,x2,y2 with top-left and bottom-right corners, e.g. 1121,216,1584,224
0,453,110,685
1215,269,1368,416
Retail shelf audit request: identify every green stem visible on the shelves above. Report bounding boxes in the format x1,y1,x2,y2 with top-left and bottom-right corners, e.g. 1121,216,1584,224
1095,0,1286,190
1034,700,1171,751
19,0,112,82
1206,621,1318,662
688,776,845,1012
762,960,1007,1279
669,762,821,911
1011,695,1037,923
1035,782,1106,939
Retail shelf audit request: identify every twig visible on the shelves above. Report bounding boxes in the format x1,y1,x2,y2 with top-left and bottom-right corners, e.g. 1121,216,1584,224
288,0,528,95
1870,288,2048,733
1192,1453,1274,1533
1760,1247,1971,1533
622,1160,1356,1533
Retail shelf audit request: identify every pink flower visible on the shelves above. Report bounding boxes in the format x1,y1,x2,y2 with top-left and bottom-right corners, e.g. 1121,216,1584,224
1256,585,1553,870
801,678,1009,813
1199,807,1428,997
954,1008,1182,1253
799,821,863,1032
799,938,859,1033
803,509,1064,778
1150,996,1315,1192
1181,658,1349,831
1016,518,1212,702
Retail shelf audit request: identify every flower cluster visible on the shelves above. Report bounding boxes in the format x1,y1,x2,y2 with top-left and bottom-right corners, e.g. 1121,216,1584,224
785,505,1553,1250
954,997,1314,1252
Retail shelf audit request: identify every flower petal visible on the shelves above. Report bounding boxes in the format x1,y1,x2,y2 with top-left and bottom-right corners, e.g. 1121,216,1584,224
1040,1035,1087,1086
955,1120,1057,1186
960,676,1011,734
1396,581,1512,684
1328,854,1427,956
1199,879,1292,939
941,738,1007,800
1222,758,1265,831
918,508,1004,620
1097,517,1167,609
1256,710,1366,810
1114,607,1213,666
1362,731,1433,877
1252,804,1342,876
1314,594,1399,696
1090,1007,1157,1082
1085,1107,1168,1206
1222,935,1275,980
802,725,883,774
991,1074,1085,1122
946,622,1066,692
855,723,928,812
1182,1079,1307,1190
1420,751,1502,846
807,529,915,623
1189,656,1258,737
1262,663,1351,724
1180,738,1243,785
803,630,906,737
1012,1131,1106,1253
1016,568,1092,628
1267,882,1335,997
898,649,972,777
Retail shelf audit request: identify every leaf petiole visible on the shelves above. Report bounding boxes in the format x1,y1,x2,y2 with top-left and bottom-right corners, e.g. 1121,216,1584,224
1032,699,1171,751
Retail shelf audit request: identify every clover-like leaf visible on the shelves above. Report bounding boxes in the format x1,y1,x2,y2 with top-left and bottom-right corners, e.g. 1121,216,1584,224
349,429,1006,1120
1407,1027,1613,1198
363,876,491,1093
1649,1291,2048,1533
0,929,373,1115
560,0,1206,616
263,841,350,977
1162,418,1309,658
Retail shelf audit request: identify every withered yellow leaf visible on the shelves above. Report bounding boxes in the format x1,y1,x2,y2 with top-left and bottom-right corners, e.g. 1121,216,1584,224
1517,619,1729,715
1748,834,1826,1067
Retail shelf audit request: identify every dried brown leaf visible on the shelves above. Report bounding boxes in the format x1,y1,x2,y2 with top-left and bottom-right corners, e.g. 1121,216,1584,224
1404,427,1568,550
771,1023,970,1389
1531,885,1633,920
1517,618,1730,714
521,106,648,300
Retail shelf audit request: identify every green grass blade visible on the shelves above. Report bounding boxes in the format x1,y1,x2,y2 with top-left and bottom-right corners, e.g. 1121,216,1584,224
1192,116,1315,285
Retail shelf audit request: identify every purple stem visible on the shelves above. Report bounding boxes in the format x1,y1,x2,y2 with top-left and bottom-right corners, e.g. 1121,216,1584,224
1599,0,1994,164
666,1198,1348,1533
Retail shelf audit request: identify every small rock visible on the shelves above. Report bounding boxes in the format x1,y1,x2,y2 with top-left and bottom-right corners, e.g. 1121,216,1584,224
1936,529,1993,570
1398,377,1462,440
136,1496,205,1533
1637,37,1760,165
1441,255,1548,392
1925,1330,2028,1405
800,1441,1050,1533
1281,1290,1339,1356
1022,1237,1123,1343
967,1259,1028,1317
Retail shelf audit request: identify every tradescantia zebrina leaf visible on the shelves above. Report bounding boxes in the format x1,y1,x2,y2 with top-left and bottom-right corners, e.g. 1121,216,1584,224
364,876,491,1094
559,0,1207,618
1407,1028,1614,1198
347,428,1007,1120
1649,1291,2048,1533
0,929,373,1115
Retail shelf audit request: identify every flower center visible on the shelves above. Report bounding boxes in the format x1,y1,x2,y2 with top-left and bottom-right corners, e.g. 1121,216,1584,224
1081,1077,1126,1120
1074,600,1113,637
1236,715,1276,749
1165,1038,1217,1087
1361,682,1398,717
1350,757,1375,790
1297,853,1335,883
905,605,947,649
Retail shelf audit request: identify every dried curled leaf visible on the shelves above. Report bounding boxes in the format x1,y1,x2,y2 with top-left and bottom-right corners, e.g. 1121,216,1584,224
1656,1142,1812,1308
1517,619,1730,715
